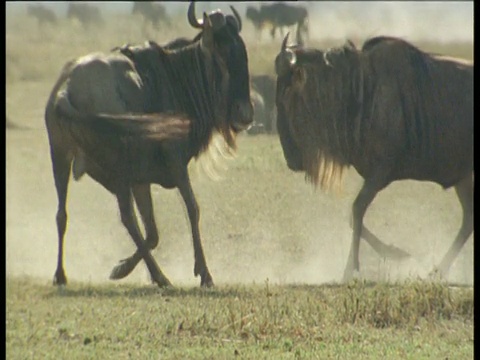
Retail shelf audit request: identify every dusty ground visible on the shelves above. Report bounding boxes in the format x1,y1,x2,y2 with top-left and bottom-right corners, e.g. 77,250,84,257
6,83,473,289
6,8,473,289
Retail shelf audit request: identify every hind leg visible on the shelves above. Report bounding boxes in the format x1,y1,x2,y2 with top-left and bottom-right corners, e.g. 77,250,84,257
115,186,171,287
343,180,379,282
110,184,159,280
48,142,73,286
434,175,473,277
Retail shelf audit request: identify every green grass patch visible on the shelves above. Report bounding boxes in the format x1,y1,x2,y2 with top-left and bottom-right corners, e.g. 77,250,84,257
6,277,473,359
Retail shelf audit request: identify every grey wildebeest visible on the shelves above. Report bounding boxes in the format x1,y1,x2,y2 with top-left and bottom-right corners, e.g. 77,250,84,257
67,3,104,29
246,3,308,41
27,4,57,27
274,34,473,282
45,2,253,288
132,2,170,30
251,75,276,133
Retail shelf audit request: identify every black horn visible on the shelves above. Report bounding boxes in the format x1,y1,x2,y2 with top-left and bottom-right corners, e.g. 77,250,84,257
282,32,296,65
188,1,203,29
281,32,290,52
276,33,296,76
230,5,242,32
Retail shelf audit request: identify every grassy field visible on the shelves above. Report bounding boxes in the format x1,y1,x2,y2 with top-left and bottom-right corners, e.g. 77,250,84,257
6,278,474,359
6,8,473,359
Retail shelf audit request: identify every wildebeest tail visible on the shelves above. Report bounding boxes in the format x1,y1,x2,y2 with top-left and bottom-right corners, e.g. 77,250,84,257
54,91,191,142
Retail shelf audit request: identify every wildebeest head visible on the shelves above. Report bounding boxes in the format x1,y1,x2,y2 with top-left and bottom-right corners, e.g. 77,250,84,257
187,2,253,144
275,33,360,187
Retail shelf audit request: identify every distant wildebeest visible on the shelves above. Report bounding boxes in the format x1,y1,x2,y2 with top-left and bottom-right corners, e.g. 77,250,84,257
251,75,276,134
45,2,252,288
247,88,267,135
6,117,25,130
132,2,170,30
275,34,473,282
246,3,308,41
27,4,57,26
67,3,104,29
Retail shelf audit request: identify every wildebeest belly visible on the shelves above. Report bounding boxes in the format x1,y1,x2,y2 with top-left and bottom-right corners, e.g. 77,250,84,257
390,144,473,188
78,141,179,192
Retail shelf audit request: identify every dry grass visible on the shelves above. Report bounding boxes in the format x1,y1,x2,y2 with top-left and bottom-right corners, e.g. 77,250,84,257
6,277,473,359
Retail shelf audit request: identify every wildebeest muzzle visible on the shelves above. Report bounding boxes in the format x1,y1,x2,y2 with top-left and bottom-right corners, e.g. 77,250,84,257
231,100,254,132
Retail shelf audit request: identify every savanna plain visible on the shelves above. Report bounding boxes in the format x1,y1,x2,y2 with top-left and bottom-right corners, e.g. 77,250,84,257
6,7,473,359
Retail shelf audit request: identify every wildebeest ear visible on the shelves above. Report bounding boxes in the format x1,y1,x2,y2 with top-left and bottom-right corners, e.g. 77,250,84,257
345,40,356,50
292,67,307,90
201,12,214,53
114,44,134,59
275,50,296,77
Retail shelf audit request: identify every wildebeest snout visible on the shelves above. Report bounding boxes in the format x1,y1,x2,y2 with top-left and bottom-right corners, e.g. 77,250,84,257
231,100,254,132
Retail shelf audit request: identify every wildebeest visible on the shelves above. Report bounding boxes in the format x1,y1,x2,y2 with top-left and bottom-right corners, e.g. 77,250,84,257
45,2,253,288
6,117,25,130
132,2,170,30
67,3,104,29
251,75,276,134
27,4,57,26
247,88,267,135
246,3,308,41
275,34,473,282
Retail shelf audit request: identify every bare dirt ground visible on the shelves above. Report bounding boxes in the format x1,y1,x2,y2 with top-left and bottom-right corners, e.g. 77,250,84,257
6,8,473,289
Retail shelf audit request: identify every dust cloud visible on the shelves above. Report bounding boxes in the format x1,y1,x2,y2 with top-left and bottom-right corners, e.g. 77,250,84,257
6,126,473,288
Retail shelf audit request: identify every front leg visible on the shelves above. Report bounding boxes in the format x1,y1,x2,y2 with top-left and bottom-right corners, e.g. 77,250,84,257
177,171,214,287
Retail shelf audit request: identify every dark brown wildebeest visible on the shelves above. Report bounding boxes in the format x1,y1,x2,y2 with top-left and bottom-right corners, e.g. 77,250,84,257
246,3,308,41
275,34,473,282
27,4,57,26
45,2,252,288
132,2,170,30
67,3,104,29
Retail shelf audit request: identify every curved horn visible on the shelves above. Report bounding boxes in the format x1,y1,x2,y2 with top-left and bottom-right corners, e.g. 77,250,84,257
230,5,242,32
188,2,203,29
275,32,297,76
281,32,290,52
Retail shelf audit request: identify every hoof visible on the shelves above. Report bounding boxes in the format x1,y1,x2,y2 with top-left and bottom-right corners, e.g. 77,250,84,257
195,265,214,288
53,270,67,286
109,259,136,280
152,274,173,288
428,267,447,281
342,269,360,284
384,244,411,260
200,273,214,288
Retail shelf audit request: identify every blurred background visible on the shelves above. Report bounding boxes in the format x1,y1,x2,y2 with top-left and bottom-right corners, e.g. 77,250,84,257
6,1,474,43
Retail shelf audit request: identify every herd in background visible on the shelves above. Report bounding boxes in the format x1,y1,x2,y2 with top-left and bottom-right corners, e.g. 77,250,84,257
25,2,310,135
246,2,309,43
